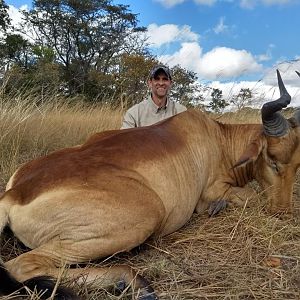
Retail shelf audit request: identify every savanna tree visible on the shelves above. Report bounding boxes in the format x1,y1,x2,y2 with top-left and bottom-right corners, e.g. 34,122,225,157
21,0,146,95
0,34,32,69
230,88,253,110
169,65,205,108
0,0,10,32
207,88,229,113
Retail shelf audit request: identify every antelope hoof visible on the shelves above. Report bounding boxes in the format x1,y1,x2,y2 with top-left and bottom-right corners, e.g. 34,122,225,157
115,279,126,293
136,275,158,300
138,291,159,300
208,199,227,216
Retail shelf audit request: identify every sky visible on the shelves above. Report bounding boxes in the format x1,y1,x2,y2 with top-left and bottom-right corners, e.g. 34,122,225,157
5,0,300,107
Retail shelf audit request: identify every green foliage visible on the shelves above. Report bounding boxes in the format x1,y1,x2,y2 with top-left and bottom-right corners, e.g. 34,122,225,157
208,88,229,113
32,45,56,63
0,0,10,31
169,65,205,108
84,70,116,103
1,33,62,98
0,34,32,68
3,62,62,99
114,53,157,108
21,0,146,96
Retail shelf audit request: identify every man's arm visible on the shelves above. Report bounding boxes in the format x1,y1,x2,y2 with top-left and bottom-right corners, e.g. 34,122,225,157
121,109,137,129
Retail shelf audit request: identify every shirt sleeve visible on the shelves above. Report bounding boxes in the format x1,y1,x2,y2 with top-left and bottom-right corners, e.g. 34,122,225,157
121,109,137,129
176,103,188,114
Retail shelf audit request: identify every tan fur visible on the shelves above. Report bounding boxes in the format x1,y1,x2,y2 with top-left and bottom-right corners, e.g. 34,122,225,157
1,109,300,295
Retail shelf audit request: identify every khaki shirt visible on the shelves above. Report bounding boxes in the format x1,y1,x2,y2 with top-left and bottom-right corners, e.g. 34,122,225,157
121,95,187,129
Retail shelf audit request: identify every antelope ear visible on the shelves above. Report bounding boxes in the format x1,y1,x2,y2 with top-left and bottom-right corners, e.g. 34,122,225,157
233,138,264,168
294,109,300,125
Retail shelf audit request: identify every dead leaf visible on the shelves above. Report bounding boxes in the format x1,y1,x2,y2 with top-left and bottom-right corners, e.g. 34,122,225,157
263,256,282,268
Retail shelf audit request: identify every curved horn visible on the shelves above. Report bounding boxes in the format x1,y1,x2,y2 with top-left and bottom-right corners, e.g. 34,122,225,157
261,69,291,136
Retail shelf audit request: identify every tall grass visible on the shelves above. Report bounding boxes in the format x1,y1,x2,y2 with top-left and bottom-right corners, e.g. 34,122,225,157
0,92,123,189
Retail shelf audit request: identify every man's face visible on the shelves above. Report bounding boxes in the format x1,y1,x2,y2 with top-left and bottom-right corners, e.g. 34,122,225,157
148,71,172,98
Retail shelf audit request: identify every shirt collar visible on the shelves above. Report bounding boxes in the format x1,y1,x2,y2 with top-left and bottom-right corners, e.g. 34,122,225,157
148,94,169,113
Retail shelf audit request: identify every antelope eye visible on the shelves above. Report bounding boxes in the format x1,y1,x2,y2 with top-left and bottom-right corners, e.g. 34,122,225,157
270,160,287,175
270,160,280,173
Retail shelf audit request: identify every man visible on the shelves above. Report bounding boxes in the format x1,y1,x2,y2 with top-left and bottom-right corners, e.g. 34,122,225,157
121,64,187,129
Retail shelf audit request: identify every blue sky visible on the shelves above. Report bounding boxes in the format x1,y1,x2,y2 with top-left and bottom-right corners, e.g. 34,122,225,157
5,0,300,106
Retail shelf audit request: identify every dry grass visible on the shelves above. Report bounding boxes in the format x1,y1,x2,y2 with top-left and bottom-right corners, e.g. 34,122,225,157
0,96,123,188
0,102,300,299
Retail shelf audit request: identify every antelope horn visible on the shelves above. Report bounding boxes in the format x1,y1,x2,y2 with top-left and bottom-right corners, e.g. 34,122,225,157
261,69,291,136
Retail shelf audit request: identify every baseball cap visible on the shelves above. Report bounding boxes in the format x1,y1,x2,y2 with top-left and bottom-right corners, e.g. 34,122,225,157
149,65,172,80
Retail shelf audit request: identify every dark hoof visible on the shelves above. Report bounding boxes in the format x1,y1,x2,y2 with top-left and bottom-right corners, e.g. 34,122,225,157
138,291,159,300
136,275,159,300
208,199,227,216
115,279,126,293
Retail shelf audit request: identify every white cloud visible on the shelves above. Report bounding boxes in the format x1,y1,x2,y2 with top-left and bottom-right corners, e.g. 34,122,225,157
154,0,294,8
8,5,28,28
213,17,229,34
193,0,217,5
146,23,199,48
262,0,294,5
257,45,274,62
200,47,263,79
240,0,256,9
6,5,37,42
153,0,186,8
160,42,262,80
257,53,272,62
160,42,203,70
154,0,217,7
240,0,294,8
